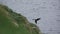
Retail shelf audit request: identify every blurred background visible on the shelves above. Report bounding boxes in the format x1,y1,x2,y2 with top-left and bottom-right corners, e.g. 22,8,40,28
0,0,60,34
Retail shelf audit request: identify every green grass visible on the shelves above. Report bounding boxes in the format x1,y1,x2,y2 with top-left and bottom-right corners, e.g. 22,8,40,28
0,4,42,34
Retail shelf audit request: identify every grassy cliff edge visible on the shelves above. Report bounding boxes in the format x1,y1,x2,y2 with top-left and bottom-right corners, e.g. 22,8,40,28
0,4,42,34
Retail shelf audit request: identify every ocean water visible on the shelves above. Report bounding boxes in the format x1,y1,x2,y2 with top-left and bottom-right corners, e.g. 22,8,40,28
0,0,60,34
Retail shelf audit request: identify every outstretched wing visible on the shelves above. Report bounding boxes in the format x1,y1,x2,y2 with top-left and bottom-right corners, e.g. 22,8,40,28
35,20,37,24
32,18,41,24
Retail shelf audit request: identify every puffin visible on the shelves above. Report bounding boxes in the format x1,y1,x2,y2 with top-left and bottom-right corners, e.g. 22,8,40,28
33,18,41,24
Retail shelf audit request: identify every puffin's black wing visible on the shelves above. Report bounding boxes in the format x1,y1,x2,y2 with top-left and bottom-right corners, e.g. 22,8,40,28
35,18,41,24
35,20,37,24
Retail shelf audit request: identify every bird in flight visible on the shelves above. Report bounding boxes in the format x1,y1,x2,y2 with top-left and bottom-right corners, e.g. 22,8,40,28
32,18,41,24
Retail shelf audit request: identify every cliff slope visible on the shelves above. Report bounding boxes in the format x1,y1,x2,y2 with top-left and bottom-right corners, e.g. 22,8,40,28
0,4,42,34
